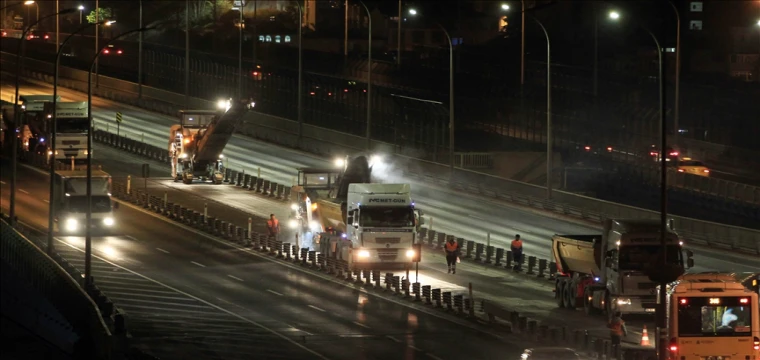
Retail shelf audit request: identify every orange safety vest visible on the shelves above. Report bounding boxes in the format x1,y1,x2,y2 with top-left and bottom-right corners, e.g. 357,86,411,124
267,219,279,230
511,239,523,249
445,241,458,253
609,320,624,336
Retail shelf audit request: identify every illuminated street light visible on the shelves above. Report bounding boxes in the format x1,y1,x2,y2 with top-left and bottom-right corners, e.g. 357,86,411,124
24,0,34,4
609,11,620,20
501,4,509,10
408,8,417,15
78,5,84,24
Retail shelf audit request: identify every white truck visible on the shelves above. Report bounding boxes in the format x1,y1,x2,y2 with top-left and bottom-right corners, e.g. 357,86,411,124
53,170,117,234
17,95,59,154
291,155,422,270
552,219,693,320
43,101,89,162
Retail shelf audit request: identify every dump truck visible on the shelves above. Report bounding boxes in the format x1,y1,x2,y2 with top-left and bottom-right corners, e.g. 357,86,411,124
552,219,693,320
53,170,117,234
290,155,423,270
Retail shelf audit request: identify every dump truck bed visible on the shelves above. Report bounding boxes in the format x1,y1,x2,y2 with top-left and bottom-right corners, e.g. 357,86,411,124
315,198,346,234
551,234,603,276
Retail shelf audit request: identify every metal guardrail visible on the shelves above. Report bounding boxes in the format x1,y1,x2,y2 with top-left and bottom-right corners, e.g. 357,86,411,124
454,152,494,169
0,217,112,359
2,51,758,255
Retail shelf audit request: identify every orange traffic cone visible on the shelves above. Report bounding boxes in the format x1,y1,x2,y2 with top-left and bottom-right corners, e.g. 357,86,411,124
640,325,651,346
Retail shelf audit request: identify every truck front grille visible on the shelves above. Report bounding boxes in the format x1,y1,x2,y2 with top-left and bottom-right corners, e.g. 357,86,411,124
375,237,401,244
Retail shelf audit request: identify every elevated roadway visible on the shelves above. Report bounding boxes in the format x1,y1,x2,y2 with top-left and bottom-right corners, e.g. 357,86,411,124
0,160,527,360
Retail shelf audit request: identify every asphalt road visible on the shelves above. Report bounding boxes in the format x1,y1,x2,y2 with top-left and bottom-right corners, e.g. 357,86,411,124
0,161,528,360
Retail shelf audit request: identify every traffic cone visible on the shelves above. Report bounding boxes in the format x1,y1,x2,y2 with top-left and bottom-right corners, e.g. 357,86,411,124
640,325,651,346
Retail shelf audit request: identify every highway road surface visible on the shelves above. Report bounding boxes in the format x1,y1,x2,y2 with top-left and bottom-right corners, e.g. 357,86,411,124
1,160,530,360
2,79,758,269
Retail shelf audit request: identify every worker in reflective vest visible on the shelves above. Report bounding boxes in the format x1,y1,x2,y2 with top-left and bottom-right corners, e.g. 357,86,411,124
608,311,628,346
267,214,280,239
444,237,460,274
511,234,523,271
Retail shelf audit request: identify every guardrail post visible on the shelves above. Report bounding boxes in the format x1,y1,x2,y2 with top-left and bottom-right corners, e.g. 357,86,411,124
474,243,484,262
465,240,474,258
548,261,557,280
453,295,464,314
494,248,504,266
505,250,513,269
364,270,372,286
485,245,494,264
527,256,537,275
537,258,547,278
422,285,432,304
442,292,453,311
412,282,421,301
300,248,308,265
284,243,291,260
432,288,442,307
373,270,381,288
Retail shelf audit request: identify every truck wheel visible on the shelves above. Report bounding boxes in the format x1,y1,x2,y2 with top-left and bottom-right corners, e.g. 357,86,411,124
556,281,566,308
566,284,578,309
563,285,574,309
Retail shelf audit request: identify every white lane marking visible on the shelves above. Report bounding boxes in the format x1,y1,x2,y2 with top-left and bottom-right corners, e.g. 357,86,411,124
467,214,484,220
227,274,243,281
266,289,283,296
19,189,29,194
191,261,206,268
52,240,330,359
409,345,423,352
386,335,401,343
426,354,444,360
308,305,326,312
124,235,139,241
43,199,50,203
156,248,170,254
352,321,370,329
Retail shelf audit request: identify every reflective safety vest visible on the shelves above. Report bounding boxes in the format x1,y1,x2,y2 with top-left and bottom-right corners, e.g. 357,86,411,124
445,241,458,253
609,319,624,336
511,239,523,249
267,219,279,231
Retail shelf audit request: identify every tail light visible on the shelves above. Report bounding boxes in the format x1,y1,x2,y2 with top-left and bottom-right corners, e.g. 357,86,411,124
309,91,315,95
103,49,109,54
669,151,679,156
117,50,123,54
678,169,684,172
363,89,367,93
584,146,591,151
650,151,657,156
327,92,332,96
669,338,678,353
703,169,709,173
252,71,259,76
753,336,759,350
44,34,49,39
679,298,688,305
740,298,749,304
344,89,349,92
606,146,613,152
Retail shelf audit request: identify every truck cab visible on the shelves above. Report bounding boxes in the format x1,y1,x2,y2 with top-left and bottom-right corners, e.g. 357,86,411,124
54,170,118,234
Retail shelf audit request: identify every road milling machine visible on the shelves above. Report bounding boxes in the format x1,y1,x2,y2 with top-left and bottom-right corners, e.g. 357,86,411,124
168,99,254,184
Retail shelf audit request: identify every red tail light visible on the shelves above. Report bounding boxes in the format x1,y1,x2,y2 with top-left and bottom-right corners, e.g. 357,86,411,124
44,34,49,39
754,336,759,350
650,151,657,156
669,338,678,352
327,92,332,96
740,298,749,304
606,147,613,152
117,50,123,54
678,169,684,172
363,89,367,93
103,49,109,54
669,151,679,156
679,298,687,305
344,89,349,92
584,146,591,151
309,91,315,95
252,71,259,76
703,169,709,173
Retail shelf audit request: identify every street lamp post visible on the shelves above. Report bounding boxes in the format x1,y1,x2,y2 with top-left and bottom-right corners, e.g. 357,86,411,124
10,8,75,225
408,9,455,180
48,19,110,254
294,0,303,148
184,0,189,107
138,1,142,98
85,26,153,284
357,0,371,150
667,0,681,146
610,11,668,360
78,5,83,24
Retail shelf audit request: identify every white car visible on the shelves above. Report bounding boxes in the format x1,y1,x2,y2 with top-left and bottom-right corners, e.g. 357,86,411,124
520,347,589,360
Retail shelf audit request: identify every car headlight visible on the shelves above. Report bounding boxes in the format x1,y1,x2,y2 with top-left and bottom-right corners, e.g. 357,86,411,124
103,217,114,226
616,298,632,306
65,218,78,231
358,250,370,258
406,249,415,258
288,219,298,229
309,221,320,232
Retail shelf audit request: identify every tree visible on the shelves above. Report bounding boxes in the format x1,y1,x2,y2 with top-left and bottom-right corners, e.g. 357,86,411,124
179,0,232,30
86,8,113,24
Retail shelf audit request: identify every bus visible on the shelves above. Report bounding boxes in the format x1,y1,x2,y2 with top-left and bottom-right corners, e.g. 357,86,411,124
667,273,759,360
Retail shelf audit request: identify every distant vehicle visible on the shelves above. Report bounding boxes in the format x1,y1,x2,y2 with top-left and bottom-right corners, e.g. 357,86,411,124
649,145,680,162
102,44,123,55
53,169,117,234
676,158,710,177
26,30,49,41
519,347,589,360
1,29,7,37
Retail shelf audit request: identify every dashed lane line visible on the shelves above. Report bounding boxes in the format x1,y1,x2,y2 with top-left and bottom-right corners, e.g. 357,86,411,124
156,248,170,254
227,274,244,282
266,289,283,296
308,305,326,313
191,261,206,268
352,321,370,329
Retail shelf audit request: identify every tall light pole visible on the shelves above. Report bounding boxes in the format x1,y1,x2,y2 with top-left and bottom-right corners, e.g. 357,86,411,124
78,5,83,24
85,26,153,284
667,0,681,146
343,0,348,57
397,0,401,65
55,0,59,53
137,0,142,98
10,8,74,225
294,0,303,148
236,4,243,99
94,0,98,87
610,11,669,360
357,0,371,150
48,19,111,254
408,9,455,180
184,0,189,107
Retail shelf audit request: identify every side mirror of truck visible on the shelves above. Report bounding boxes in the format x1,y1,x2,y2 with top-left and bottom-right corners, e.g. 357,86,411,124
686,249,694,258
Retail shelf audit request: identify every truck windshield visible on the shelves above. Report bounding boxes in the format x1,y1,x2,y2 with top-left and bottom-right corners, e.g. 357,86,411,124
58,118,88,133
359,206,414,228
618,245,682,270
66,196,111,213
677,297,754,337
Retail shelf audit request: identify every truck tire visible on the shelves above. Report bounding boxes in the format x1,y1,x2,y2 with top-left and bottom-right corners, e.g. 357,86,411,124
556,281,566,308
563,284,574,309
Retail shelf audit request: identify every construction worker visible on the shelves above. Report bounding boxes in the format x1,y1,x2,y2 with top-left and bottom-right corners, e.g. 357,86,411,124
266,214,280,239
511,234,523,271
608,311,628,349
444,237,460,274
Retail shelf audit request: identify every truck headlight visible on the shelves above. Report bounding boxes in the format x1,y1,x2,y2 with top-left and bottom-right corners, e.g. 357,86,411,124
291,203,299,211
288,219,298,229
406,249,415,258
65,218,78,231
358,250,370,258
103,217,114,226
616,298,632,306
309,221,320,232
